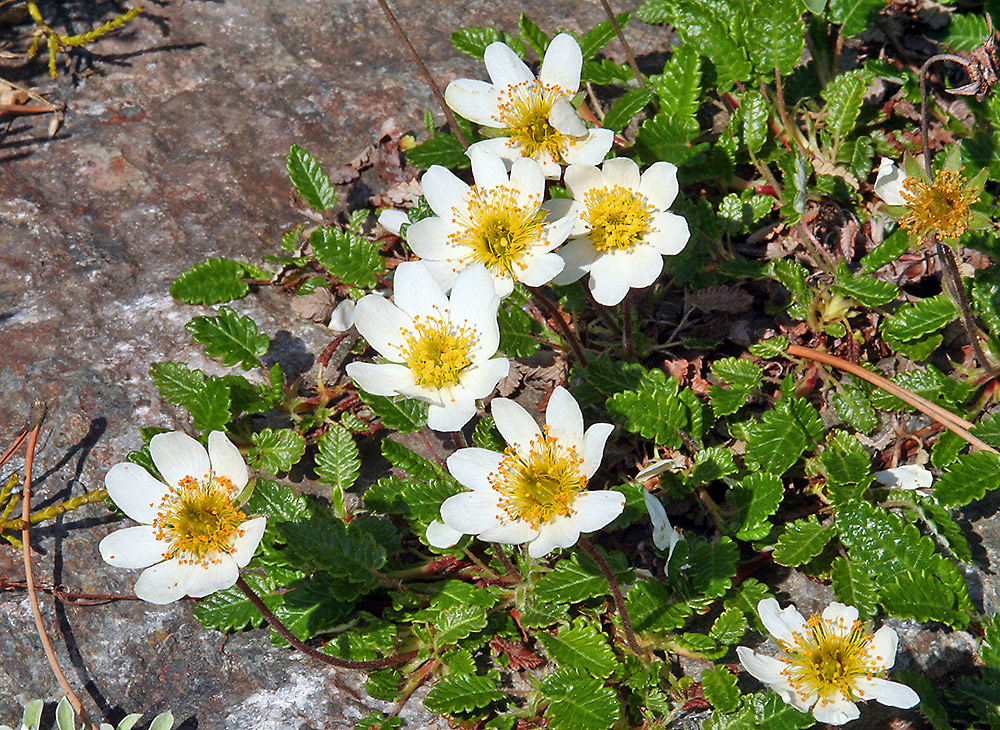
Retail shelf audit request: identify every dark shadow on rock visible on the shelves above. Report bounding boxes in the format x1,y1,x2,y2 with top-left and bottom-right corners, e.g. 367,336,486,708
264,330,314,382
177,716,199,730
34,417,106,501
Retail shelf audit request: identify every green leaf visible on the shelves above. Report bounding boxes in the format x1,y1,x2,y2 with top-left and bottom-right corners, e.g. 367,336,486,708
636,110,707,164
602,88,655,133
518,13,549,56
364,475,463,528
941,12,990,51
663,4,752,90
882,295,957,342
357,388,427,433
315,425,360,501
880,569,971,629
406,134,470,170
579,12,630,60
310,227,384,290
672,536,738,610
539,619,619,678
827,0,887,36
772,516,835,567
226,363,283,417
829,555,878,619
689,446,738,486
649,43,702,129
832,273,900,307
625,578,694,632
702,667,741,713
711,357,763,389
365,670,401,702
709,385,751,417
249,428,306,474
380,438,451,482
744,399,816,475
451,26,504,58
767,258,808,295
423,672,504,714
579,352,646,397
244,478,310,523
861,228,910,273
819,430,872,488
742,0,805,77
932,428,966,467
607,369,691,449
277,510,385,580
703,691,814,730
149,362,231,433
435,604,490,646
829,380,879,434
709,606,748,645
724,578,773,633
170,257,250,305
541,669,620,730
535,553,612,604
185,306,269,371
355,712,402,730
893,671,953,730
730,471,784,540
933,451,1000,506
286,144,337,212
982,612,1000,670
472,414,505,452
193,570,286,631
740,90,768,155
498,288,541,358
821,69,869,145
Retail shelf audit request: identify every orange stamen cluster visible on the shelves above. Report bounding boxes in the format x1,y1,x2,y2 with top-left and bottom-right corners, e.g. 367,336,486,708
448,186,547,278
497,80,572,161
900,168,978,240
399,315,475,390
152,473,246,566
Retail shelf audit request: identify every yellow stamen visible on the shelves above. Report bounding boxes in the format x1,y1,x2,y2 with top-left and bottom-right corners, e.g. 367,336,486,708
900,168,978,240
449,186,547,279
399,316,475,389
583,185,652,252
152,473,246,566
497,80,573,161
491,425,586,528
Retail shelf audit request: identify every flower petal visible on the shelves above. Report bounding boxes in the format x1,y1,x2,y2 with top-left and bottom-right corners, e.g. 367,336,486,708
450,264,502,343
491,397,540,452
562,128,614,166
601,157,641,191
479,519,538,544
736,646,788,685
447,448,504,492
99,525,167,569
549,97,587,137
427,397,477,432
811,697,860,726
445,79,502,126
527,515,581,557
587,252,634,306
564,163,604,200
853,677,920,709
184,556,239,598
440,491,504,534
352,294,411,359
757,597,808,646
484,41,534,88
132,559,190,604
421,165,470,219
393,261,448,320
643,491,681,558
378,209,409,235
582,422,614,479
426,519,464,548
638,161,679,209
232,516,267,568
553,239,599,285
459,358,510,399
874,158,907,206
866,625,899,670
328,299,357,331
821,602,860,637
150,431,210,488
406,216,460,261
470,146,511,190
345,362,415,397
569,490,625,532
508,156,545,200
546,386,584,443
104,462,169,524
645,211,690,255
516,251,565,287
208,431,248,491
873,464,933,491
469,136,521,165
539,33,582,93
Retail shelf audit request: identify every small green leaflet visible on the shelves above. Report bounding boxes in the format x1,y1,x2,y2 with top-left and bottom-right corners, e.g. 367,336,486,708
829,556,878,620
730,471,783,540
602,88,655,133
771,516,835,566
881,294,957,342
249,428,305,475
541,669,620,730
820,69,870,148
286,144,337,212
315,425,360,502
149,361,231,433
406,134,470,170
744,397,821,475
701,667,741,713
826,0,886,37
535,553,612,604
933,451,1000,506
518,13,549,56
450,26,515,59
538,619,619,678
626,578,693,632
309,227,384,290
423,672,504,714
185,306,270,370
578,12,630,61
170,257,250,305
357,388,427,433
703,691,814,730
709,606,747,645
710,357,762,390
276,510,386,581
435,604,489,646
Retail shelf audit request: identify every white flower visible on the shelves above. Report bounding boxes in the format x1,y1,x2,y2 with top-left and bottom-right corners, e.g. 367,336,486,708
642,490,681,562
430,386,623,558
99,431,266,605
737,598,920,725
402,147,573,296
445,33,614,178
345,261,508,431
328,299,357,331
874,157,907,206
551,158,690,305
873,464,933,492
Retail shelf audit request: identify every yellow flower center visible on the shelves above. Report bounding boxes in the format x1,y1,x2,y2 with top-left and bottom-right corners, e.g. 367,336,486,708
491,425,586,528
449,186,547,279
583,185,652,252
400,316,475,389
779,614,882,706
497,80,572,161
900,168,978,240
152,473,246,565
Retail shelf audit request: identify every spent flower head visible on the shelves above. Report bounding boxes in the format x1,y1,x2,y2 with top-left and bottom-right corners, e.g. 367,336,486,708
737,598,919,725
427,386,623,557
100,430,266,604
444,33,614,178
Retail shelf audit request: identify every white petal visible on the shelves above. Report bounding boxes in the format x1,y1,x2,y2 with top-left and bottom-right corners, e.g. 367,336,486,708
328,299,357,331
508,157,545,200
874,158,907,206
638,161,679,209
449,264,502,342
811,697,860,726
516,251,565,287
393,261,448,319
469,147,511,189
459,358,509,399
873,464,933,491
104,462,169,524
528,515,580,557
582,422,614,479
405,216,459,261
541,196,576,225
587,253,633,306
601,157,641,191
378,209,409,235
484,42,534,88
549,97,587,137
540,33,582,93
208,431,248,491
133,559,190,604
426,519,464,548
569,490,625,532
552,239,598,285
854,677,920,709
440,491,504,534
479,519,538,544
645,211,690,255
866,625,899,670
421,165,470,219
643,491,681,556
469,136,521,165
535,150,564,178
447,448,504,492
736,646,788,685
444,79,502,126
491,397,540,452
617,244,665,289
635,458,683,481
150,431,210,488
346,362,415,397
546,386,584,442
351,294,410,359
490,271,516,298
757,598,808,646
822,602,860,637
427,398,477,432
562,128,614,166
99,525,167,569
232,516,267,568
184,556,239,598
564,163,604,200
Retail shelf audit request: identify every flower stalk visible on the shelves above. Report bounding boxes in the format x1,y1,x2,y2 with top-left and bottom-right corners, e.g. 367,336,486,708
578,536,642,657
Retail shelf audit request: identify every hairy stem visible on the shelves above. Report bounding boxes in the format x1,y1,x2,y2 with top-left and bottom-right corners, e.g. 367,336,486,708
578,536,642,656
530,287,589,368
598,0,644,88
490,542,520,579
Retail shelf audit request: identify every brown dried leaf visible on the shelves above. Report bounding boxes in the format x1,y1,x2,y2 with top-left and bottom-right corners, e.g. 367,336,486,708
689,285,752,313
290,288,334,323
489,635,543,671
370,178,422,208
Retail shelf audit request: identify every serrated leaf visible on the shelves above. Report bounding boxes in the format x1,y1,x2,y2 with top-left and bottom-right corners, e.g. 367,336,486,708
767,258,808,295
185,306,270,370
149,362,231,433
879,569,970,629
170,257,250,305
663,3,752,90
821,69,869,146
861,228,910,273
406,134,470,170
820,430,872,487
541,669,620,730
711,357,763,389
703,691,814,730
744,403,810,475
625,578,694,632
435,603,490,646
314,425,360,493
749,336,789,358
535,553,610,604
650,43,701,126
424,672,504,714
364,475,463,527
882,294,957,342
917,498,972,563
192,570,286,631
829,380,879,433
933,451,1000,506
245,478,310,522
772,516,835,566
709,384,750,417
498,293,541,358
636,111,707,164
730,471,784,540
580,353,646,397
602,87,655,133
740,90,768,155
539,620,619,678
450,26,504,58
472,414,505,452
518,13,549,56
742,0,805,77
832,274,900,307
702,667,741,713
276,511,385,580
275,573,357,642
724,578,773,633
709,606,747,645
248,428,305,475
829,555,878,619
286,144,337,212
893,670,953,730
310,227,384,289
355,711,401,730
827,0,886,36
357,388,427,433
672,536,738,610
380,438,451,482
579,12,630,60
689,446,738,486
607,369,689,448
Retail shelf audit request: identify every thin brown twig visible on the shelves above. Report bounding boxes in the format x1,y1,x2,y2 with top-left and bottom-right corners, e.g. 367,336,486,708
529,287,589,368
597,0,644,88
578,536,642,657
372,0,469,150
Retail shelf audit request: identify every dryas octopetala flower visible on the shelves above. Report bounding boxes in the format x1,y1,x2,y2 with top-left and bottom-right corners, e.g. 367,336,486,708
387,147,573,297
345,260,509,432
99,431,266,605
426,386,623,557
737,598,919,725
873,152,984,242
444,33,614,178
550,158,690,305
873,464,933,492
